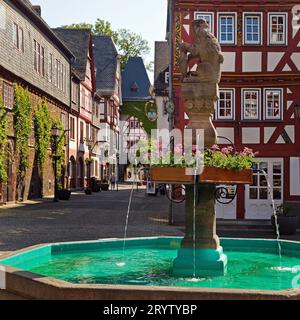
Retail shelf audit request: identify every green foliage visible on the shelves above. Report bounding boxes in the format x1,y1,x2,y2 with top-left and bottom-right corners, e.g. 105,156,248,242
63,19,151,70
51,117,65,190
122,101,157,135
276,203,294,217
204,147,258,171
14,84,32,176
34,100,51,168
0,95,8,183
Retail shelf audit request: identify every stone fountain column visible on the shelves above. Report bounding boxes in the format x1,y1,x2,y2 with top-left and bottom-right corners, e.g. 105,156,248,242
172,19,228,277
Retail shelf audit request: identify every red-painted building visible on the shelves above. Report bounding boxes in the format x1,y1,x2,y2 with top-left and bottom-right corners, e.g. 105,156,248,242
169,0,300,220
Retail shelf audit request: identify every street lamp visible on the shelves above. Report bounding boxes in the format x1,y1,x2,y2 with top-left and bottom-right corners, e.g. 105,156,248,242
116,153,120,192
52,124,61,202
295,102,300,121
85,138,94,191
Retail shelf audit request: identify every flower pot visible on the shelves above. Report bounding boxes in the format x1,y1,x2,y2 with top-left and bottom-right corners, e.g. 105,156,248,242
150,167,253,185
84,188,92,195
58,189,71,201
200,167,253,184
271,215,299,235
100,184,109,191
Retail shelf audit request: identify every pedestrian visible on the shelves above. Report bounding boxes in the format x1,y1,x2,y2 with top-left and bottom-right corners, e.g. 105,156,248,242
110,174,116,191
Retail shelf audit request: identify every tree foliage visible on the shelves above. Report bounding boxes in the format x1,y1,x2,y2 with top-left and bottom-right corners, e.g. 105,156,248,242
63,19,151,70
0,95,8,183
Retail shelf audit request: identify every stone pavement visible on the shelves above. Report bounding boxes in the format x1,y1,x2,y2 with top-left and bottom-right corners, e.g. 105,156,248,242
0,184,299,258
0,185,182,255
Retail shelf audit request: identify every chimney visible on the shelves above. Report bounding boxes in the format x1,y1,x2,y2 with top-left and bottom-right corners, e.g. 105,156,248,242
32,5,41,16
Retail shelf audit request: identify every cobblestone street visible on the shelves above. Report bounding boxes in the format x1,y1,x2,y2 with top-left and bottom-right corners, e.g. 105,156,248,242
0,186,183,254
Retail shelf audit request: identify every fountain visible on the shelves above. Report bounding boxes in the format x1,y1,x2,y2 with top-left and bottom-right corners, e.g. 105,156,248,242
1,20,300,300
173,19,227,277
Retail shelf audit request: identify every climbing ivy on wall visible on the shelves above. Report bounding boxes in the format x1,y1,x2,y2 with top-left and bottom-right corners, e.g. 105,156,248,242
0,95,8,184
51,117,65,190
14,85,32,182
122,101,157,135
34,99,51,168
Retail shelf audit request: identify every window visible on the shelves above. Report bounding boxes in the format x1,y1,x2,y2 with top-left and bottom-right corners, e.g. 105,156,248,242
72,82,78,104
165,72,169,84
2,82,14,110
48,53,53,83
194,12,214,33
264,89,282,120
269,13,287,45
80,122,84,143
100,102,105,120
33,40,44,75
242,89,260,120
216,89,234,120
41,47,45,77
70,117,75,140
13,23,19,48
244,14,262,45
86,123,90,140
219,14,236,44
19,27,24,52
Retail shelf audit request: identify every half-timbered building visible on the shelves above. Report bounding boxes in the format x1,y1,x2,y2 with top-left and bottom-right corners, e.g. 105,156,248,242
169,0,300,220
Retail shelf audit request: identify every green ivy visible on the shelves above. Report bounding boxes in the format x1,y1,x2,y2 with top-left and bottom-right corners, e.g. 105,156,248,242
0,95,8,183
51,117,65,190
14,84,32,177
122,101,157,135
34,100,51,168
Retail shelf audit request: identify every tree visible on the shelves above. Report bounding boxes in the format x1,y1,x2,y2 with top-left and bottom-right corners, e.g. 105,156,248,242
63,19,151,70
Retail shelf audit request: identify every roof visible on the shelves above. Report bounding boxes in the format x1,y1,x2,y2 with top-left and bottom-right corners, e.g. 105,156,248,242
121,57,151,101
92,36,118,96
53,28,91,81
13,0,74,59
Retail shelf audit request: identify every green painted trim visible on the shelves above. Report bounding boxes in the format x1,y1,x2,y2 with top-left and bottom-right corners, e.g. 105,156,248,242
122,101,157,135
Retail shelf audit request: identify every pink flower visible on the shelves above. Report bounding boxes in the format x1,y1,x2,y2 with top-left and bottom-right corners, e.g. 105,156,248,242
211,144,220,151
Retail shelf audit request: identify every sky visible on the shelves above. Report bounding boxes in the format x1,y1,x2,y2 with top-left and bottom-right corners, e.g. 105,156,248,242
31,0,169,81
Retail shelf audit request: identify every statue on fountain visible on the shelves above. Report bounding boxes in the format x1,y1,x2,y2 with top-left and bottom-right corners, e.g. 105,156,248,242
172,19,228,277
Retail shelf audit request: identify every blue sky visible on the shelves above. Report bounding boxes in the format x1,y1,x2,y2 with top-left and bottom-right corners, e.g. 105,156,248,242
32,0,168,80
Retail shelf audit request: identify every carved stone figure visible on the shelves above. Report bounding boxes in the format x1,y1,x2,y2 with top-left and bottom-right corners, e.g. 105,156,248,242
179,19,224,84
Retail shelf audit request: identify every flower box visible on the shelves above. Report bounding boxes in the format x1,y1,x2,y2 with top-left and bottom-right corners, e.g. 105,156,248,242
150,167,253,185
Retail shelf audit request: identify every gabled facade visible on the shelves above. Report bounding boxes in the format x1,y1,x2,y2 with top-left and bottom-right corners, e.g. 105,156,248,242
121,57,152,182
169,0,300,220
0,0,73,202
93,35,122,181
53,28,99,189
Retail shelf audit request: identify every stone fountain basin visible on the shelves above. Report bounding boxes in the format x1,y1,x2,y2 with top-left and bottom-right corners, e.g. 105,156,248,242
1,237,300,300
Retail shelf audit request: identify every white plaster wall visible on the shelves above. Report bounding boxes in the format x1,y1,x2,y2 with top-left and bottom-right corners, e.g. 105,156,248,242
216,127,235,144
267,52,284,71
242,52,262,72
221,52,236,72
242,128,260,144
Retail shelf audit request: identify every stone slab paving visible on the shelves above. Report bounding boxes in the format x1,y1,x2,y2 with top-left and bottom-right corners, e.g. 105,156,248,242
0,185,182,253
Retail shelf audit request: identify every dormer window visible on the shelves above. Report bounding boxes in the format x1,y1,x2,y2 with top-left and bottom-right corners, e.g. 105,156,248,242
130,82,139,92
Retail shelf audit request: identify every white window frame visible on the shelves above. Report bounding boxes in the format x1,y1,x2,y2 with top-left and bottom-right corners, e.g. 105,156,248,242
264,88,283,120
242,88,261,121
218,13,237,45
243,12,263,45
268,13,288,45
216,89,235,120
194,12,215,34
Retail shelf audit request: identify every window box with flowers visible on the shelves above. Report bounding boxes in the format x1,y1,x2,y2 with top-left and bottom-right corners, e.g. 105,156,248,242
149,144,257,185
